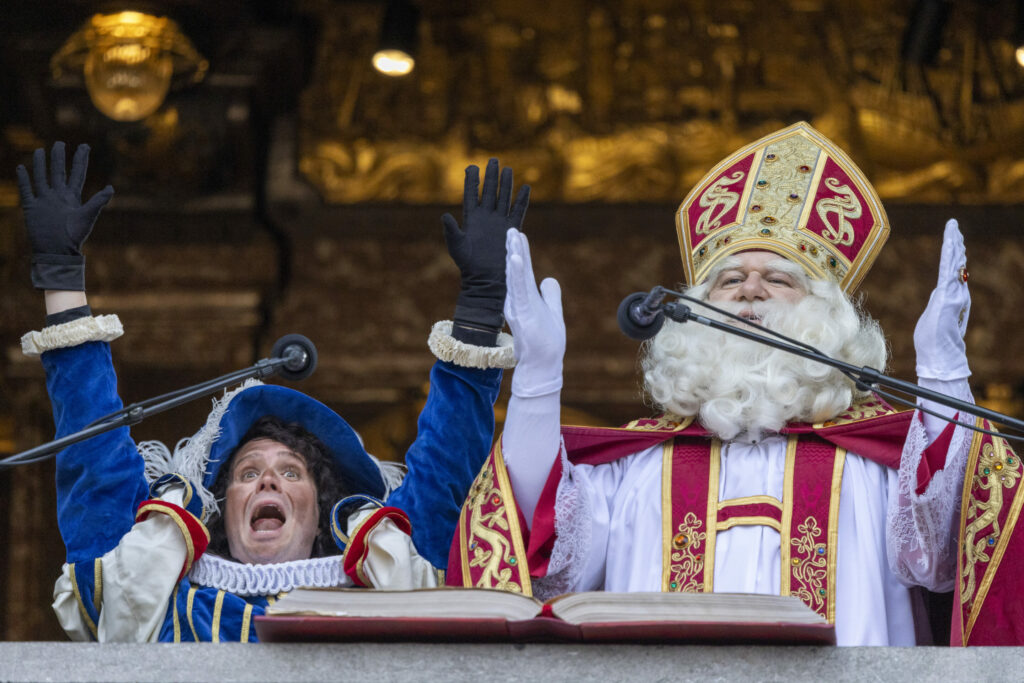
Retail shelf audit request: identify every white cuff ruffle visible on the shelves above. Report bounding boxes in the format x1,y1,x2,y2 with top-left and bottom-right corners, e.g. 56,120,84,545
428,320,516,369
21,314,124,356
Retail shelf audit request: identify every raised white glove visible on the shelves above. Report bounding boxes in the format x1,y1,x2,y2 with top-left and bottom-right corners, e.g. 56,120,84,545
914,219,971,381
505,228,565,397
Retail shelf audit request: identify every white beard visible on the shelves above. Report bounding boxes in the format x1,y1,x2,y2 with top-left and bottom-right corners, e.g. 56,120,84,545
641,282,887,443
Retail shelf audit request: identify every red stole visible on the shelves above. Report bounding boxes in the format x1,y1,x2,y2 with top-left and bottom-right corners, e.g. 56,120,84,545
953,419,1024,646
447,397,909,611
448,441,534,596
662,435,846,622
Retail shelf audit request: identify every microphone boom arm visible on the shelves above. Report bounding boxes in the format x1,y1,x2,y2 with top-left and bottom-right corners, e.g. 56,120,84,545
660,301,1024,437
2,335,317,469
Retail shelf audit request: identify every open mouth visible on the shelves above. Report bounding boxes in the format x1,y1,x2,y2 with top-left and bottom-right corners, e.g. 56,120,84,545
737,310,763,324
251,503,286,532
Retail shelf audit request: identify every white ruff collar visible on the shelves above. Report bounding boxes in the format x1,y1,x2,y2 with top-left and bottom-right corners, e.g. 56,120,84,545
189,553,354,596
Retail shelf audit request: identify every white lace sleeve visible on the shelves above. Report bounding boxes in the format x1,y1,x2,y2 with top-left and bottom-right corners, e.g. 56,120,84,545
886,377,974,592
531,441,593,600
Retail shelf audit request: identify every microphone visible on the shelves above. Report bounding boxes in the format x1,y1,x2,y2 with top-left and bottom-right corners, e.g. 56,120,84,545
270,334,319,381
617,288,667,340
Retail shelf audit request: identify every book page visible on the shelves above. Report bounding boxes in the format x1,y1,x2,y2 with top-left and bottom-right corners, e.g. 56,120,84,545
549,592,827,625
266,587,543,621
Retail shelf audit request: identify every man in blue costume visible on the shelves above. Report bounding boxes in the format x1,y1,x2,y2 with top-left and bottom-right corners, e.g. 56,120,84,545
16,142,528,641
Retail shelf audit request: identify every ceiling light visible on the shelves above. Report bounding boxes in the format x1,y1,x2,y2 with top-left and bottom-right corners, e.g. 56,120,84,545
51,11,207,122
372,0,419,77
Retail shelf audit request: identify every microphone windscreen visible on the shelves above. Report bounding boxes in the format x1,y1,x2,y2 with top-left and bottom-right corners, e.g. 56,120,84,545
271,334,318,381
617,292,665,341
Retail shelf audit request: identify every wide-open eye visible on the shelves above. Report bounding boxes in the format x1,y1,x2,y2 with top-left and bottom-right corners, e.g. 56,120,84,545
239,469,259,481
282,468,300,480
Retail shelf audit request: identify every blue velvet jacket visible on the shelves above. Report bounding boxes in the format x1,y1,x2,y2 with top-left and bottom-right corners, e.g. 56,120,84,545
45,339,501,641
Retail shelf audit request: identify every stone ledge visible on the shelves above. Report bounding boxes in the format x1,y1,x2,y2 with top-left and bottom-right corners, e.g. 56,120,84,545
0,642,1012,682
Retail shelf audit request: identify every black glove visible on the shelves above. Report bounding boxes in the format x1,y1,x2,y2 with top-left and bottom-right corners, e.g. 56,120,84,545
443,158,530,346
16,142,114,291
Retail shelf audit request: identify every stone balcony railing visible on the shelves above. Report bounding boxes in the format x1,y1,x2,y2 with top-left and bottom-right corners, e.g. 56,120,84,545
0,642,1014,682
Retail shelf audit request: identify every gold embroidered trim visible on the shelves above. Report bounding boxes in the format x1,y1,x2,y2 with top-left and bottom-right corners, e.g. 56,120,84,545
703,440,722,591
661,437,708,593
172,584,182,642
492,443,532,594
718,495,783,511
661,440,674,591
462,444,531,595
781,440,843,622
716,516,782,532
457,497,472,587
694,170,746,236
331,507,349,547
779,435,798,595
68,563,98,639
826,448,846,623
240,603,254,642
962,425,1022,641
667,513,707,592
212,590,226,642
789,516,829,615
186,586,199,641
813,396,896,428
961,430,1018,607
93,558,103,616
619,414,695,432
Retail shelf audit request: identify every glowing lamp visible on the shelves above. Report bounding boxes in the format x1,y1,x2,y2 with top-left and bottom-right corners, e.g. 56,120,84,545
52,11,207,122
372,49,415,76
373,0,419,77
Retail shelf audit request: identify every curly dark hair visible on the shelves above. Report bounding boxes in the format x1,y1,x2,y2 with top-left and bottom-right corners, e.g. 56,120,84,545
206,415,355,561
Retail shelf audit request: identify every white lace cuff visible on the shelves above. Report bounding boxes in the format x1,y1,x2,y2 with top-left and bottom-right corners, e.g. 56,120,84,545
21,314,124,356
428,320,516,369
533,438,590,601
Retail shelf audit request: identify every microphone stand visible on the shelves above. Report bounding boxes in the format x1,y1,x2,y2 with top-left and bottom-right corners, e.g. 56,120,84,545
660,300,1024,435
3,346,309,469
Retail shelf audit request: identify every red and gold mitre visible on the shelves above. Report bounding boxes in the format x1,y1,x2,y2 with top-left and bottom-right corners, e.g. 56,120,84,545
675,122,889,292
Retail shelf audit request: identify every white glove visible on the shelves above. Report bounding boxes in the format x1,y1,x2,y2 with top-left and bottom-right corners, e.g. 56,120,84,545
505,228,565,397
914,219,971,381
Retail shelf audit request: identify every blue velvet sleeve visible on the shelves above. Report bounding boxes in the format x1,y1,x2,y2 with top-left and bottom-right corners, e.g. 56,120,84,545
386,360,502,569
41,341,150,563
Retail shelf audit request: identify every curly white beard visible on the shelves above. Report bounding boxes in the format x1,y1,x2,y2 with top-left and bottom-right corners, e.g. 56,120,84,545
641,277,887,443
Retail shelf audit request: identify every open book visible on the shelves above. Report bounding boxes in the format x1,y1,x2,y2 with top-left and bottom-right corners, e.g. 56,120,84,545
255,587,834,644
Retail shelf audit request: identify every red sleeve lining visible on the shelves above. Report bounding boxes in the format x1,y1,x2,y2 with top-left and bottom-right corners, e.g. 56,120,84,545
916,417,957,496
342,507,412,587
135,499,210,581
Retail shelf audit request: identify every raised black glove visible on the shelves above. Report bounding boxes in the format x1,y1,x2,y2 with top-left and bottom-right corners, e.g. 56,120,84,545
16,142,114,291
443,158,530,346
